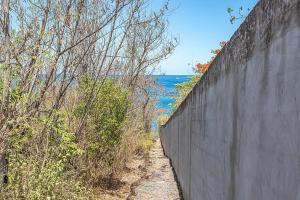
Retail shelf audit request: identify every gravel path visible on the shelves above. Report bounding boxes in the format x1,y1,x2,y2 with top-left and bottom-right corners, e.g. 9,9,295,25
132,139,181,200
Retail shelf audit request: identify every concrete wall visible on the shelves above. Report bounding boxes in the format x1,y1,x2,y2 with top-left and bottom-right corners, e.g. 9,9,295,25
160,0,300,199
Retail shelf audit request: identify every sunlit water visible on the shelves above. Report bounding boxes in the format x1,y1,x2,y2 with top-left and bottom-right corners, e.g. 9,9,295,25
152,75,192,130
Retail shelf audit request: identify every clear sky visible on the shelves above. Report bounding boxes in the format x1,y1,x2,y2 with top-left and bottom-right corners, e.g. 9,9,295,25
154,0,258,75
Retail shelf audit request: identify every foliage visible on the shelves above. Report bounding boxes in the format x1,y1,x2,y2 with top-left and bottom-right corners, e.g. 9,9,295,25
141,133,155,152
227,6,252,24
170,42,226,110
1,113,91,200
0,0,174,198
157,114,169,126
169,76,199,109
75,76,130,180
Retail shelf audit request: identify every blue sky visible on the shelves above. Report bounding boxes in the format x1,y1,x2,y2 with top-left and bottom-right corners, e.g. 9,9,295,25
153,0,258,75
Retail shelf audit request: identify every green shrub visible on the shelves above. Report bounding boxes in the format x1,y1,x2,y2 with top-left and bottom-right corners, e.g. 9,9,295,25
75,76,130,180
1,112,91,200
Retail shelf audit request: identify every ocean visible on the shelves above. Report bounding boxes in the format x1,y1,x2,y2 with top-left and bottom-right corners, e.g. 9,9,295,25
153,75,192,114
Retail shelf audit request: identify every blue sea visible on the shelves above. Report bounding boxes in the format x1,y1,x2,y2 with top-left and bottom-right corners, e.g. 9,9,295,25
153,75,192,114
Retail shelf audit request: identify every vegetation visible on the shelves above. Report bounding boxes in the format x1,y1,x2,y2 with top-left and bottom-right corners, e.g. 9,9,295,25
169,42,226,110
227,2,256,24
0,0,177,199
157,114,169,126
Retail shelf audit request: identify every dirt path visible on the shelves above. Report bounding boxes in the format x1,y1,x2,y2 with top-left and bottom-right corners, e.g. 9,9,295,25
94,139,181,200
130,139,181,200
93,154,146,200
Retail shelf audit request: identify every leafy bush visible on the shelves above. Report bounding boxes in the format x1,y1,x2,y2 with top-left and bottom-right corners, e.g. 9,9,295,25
75,77,130,181
157,114,169,126
1,113,91,200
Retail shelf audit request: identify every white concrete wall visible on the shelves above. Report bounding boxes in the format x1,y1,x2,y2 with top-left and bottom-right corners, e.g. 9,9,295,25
160,0,300,199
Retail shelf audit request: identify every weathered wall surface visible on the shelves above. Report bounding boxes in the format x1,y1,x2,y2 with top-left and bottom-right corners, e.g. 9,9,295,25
160,0,300,199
